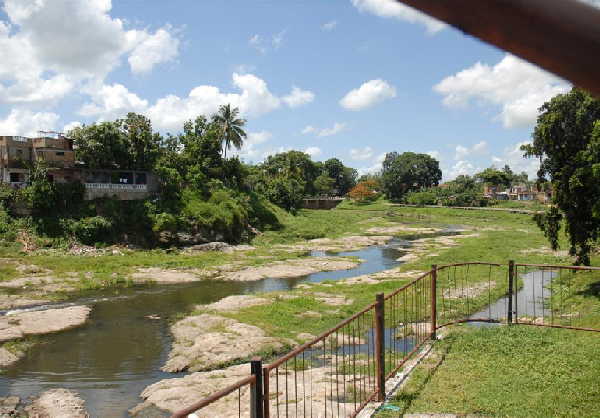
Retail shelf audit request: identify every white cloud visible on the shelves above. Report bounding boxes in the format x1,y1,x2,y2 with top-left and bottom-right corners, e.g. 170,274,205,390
357,152,386,176
282,87,315,108
301,125,316,135
434,54,570,128
449,160,477,179
301,122,347,137
127,26,180,74
79,82,148,120
454,141,488,160
578,0,600,7
322,20,338,31
305,146,322,158
233,130,272,160
350,146,374,160
145,73,281,132
340,79,396,111
0,0,180,107
491,141,540,179
318,122,347,137
249,34,266,54
351,0,446,34
0,109,59,136
427,150,441,161
63,121,82,133
272,30,286,50
249,30,286,54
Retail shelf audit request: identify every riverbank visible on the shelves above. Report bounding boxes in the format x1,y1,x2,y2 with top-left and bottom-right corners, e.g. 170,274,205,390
0,202,579,416
131,203,577,415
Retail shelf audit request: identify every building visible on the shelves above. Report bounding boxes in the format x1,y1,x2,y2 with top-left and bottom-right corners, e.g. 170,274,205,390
0,133,156,200
483,183,552,203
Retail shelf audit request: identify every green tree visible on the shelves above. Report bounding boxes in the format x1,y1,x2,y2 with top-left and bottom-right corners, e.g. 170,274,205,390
314,174,335,195
212,104,247,158
117,113,161,170
522,88,600,265
69,122,127,169
475,167,512,188
381,152,442,200
323,158,357,195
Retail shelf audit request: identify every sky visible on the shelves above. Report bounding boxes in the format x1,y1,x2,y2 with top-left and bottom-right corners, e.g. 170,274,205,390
0,0,597,180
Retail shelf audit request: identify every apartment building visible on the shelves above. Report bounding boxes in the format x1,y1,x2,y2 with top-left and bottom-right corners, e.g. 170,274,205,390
0,133,156,200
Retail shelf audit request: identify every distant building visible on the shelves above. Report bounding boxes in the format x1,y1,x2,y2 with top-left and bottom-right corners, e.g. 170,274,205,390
0,133,156,200
483,183,551,203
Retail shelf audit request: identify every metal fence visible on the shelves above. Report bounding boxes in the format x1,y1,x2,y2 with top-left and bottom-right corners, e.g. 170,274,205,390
171,261,600,418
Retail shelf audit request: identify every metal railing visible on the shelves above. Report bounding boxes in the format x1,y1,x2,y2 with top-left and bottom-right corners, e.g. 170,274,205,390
171,260,599,417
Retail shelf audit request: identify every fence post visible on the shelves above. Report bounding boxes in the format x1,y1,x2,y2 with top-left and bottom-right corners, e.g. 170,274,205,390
508,260,515,324
431,265,437,339
250,357,263,418
374,293,386,402
262,368,270,418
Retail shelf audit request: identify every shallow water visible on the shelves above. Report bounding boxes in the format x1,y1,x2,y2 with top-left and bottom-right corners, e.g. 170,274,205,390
0,240,411,417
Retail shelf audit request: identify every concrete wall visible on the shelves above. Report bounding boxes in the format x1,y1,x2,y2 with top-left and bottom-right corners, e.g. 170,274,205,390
302,198,344,210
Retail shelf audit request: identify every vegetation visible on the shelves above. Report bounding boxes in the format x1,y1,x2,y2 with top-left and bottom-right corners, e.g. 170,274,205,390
523,88,600,265
378,326,600,418
381,152,442,200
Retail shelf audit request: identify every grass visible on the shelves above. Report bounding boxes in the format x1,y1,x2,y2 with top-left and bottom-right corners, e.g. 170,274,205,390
376,260,600,418
377,326,600,417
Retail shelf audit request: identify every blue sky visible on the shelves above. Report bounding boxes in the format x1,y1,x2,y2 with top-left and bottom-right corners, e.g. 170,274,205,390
1,0,587,180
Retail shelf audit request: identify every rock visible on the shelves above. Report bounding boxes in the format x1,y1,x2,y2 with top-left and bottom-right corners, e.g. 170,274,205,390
131,268,205,284
0,294,46,310
311,292,353,306
25,389,88,418
0,396,20,416
187,242,230,252
218,257,359,282
163,314,284,372
0,346,23,368
136,362,362,416
0,306,91,343
203,295,269,313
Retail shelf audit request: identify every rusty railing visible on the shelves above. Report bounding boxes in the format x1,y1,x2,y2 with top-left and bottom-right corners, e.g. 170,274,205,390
171,260,599,417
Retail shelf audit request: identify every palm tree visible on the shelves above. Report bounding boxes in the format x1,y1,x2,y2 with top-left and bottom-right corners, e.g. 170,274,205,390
213,104,247,158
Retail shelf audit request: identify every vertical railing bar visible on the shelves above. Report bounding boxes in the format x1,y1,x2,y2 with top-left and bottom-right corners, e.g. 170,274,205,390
508,260,514,324
294,357,298,418
431,266,437,339
335,328,340,418
374,293,385,402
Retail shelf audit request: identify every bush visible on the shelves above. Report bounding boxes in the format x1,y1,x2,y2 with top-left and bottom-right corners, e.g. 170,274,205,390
64,216,114,245
405,191,437,206
347,180,380,203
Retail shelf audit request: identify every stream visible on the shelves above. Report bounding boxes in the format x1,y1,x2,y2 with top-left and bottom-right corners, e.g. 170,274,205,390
0,240,411,417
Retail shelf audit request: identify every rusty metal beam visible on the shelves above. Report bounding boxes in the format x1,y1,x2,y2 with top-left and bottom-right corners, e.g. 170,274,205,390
395,0,600,96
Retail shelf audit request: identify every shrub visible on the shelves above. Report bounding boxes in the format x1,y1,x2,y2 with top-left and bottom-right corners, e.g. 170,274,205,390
405,191,437,206
347,180,380,202
64,216,114,245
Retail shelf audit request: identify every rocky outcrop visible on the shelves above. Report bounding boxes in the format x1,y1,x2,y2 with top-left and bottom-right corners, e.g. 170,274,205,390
0,306,91,343
25,389,88,418
203,295,269,312
163,314,284,373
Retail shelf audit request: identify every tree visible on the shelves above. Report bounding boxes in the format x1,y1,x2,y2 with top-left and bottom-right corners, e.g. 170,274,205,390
117,113,161,170
212,104,247,158
381,152,442,200
475,167,512,188
314,174,335,195
522,88,600,265
323,158,357,195
348,180,380,202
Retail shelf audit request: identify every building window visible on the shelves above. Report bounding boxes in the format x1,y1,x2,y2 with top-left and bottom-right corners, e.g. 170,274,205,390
135,172,147,185
56,151,64,156
9,172,20,182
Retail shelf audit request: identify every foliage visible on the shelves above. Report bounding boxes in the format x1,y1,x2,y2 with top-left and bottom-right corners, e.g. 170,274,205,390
212,104,247,158
475,167,512,187
381,152,441,200
323,158,357,195
62,216,114,245
68,113,161,170
405,191,436,206
522,88,600,264
313,174,335,195
257,176,305,213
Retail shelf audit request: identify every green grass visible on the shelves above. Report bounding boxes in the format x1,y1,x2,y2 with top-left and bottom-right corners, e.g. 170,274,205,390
377,326,600,418
490,199,549,211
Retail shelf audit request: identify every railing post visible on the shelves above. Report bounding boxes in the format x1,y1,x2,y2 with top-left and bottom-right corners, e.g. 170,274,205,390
250,357,263,418
374,293,386,402
508,260,515,324
431,265,437,339
262,368,270,418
